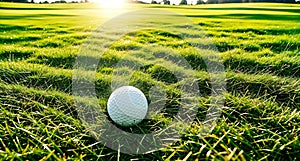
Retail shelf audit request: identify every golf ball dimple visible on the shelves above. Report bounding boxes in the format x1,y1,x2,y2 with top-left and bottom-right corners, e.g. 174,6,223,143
107,86,148,127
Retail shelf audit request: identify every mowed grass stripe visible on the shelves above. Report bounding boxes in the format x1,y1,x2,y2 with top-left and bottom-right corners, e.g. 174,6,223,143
0,60,299,109
2,27,296,78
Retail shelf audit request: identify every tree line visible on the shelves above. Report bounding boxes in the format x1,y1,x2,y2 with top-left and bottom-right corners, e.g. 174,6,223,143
0,0,296,4
204,0,296,3
0,0,88,3
154,0,296,4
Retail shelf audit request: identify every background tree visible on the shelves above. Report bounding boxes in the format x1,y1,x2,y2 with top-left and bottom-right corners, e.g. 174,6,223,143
163,0,170,4
2,0,28,2
197,0,204,4
180,0,187,4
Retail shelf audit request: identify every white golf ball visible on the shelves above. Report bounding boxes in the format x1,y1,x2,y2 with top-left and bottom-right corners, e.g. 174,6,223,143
107,86,148,127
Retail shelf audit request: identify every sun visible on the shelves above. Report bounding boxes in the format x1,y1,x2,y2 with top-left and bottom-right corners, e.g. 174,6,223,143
94,0,126,9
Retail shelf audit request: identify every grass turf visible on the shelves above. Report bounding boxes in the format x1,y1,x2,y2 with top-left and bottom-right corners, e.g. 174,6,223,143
0,2,299,160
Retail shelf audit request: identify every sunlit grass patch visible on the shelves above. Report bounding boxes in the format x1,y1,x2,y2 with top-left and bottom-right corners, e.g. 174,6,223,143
0,46,35,61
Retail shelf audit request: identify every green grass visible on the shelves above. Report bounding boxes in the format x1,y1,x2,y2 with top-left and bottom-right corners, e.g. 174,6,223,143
0,2,299,160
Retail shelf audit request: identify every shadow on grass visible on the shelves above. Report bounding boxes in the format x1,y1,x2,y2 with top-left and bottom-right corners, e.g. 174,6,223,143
0,6,74,10
0,50,34,61
184,13,300,21
223,28,300,35
0,14,77,20
0,24,29,31
149,6,300,14
224,57,300,78
0,36,42,44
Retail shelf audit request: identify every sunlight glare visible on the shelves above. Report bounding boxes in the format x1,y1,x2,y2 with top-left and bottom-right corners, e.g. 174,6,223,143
95,0,126,9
